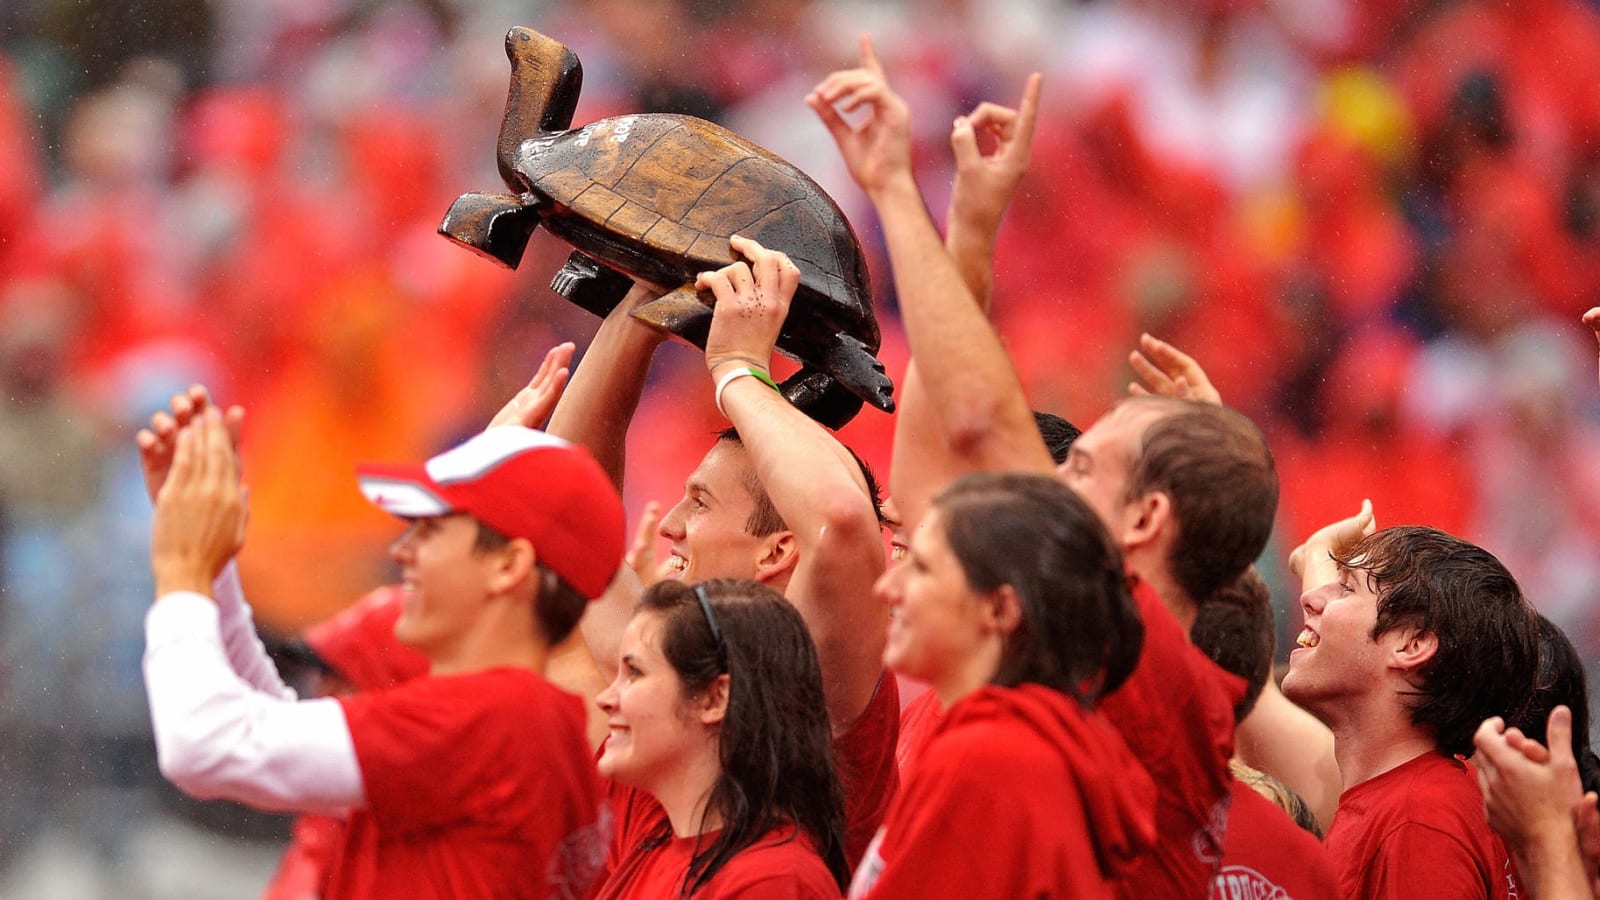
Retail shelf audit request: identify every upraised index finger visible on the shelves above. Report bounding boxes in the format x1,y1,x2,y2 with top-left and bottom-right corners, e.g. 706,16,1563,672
859,33,884,76
1013,73,1043,151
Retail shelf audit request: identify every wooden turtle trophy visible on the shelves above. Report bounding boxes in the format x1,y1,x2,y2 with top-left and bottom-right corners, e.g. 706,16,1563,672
439,26,895,429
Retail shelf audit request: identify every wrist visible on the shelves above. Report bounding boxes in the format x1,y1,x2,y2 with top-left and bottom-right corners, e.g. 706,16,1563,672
154,565,217,599
712,365,782,417
945,206,1003,245
866,171,923,207
707,355,770,378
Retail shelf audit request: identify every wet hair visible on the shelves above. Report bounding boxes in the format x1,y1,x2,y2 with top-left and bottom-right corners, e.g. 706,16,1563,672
1189,568,1276,722
637,578,848,895
715,427,887,536
1033,411,1081,464
1119,397,1278,604
1512,614,1600,797
1230,759,1323,840
933,472,1144,705
1335,526,1539,757
473,520,586,645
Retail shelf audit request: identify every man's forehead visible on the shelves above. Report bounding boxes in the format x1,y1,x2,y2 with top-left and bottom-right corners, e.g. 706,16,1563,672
686,440,756,495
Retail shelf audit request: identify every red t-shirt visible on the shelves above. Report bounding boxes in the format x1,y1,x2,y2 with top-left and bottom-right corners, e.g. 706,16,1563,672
327,668,608,900
836,670,900,869
599,782,840,899
1325,752,1522,899
894,689,940,777
1099,576,1245,900
850,684,1155,899
1213,780,1338,900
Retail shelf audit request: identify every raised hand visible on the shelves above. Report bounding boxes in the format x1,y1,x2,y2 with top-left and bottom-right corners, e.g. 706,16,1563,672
487,342,575,430
806,34,913,198
151,408,249,598
136,385,244,503
948,73,1042,242
1475,707,1595,899
1127,333,1224,406
1288,499,1376,583
700,235,802,375
626,501,667,587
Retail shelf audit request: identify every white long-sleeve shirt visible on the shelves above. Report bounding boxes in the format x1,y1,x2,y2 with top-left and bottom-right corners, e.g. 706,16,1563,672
143,564,365,814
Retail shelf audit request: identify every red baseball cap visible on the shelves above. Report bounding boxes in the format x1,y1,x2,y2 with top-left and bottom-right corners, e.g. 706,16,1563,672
355,427,624,598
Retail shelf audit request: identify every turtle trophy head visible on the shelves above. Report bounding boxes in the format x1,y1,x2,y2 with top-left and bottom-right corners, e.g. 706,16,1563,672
436,27,583,269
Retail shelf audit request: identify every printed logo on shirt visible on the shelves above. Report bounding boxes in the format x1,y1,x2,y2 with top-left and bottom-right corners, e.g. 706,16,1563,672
1208,865,1290,900
547,801,614,900
1193,795,1233,864
846,827,888,899
1504,858,1522,899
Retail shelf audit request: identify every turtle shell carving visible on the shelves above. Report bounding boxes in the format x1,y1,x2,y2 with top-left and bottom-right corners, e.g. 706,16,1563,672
439,26,894,428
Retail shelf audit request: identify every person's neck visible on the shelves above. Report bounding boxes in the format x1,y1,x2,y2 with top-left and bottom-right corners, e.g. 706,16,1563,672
1325,697,1438,791
932,645,1002,711
1130,558,1197,633
427,626,549,677
654,751,726,838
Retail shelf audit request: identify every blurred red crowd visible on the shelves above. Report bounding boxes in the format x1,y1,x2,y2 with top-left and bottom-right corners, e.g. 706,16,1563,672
2,0,1599,639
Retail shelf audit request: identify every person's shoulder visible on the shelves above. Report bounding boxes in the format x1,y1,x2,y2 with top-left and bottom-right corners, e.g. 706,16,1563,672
1346,754,1490,841
347,667,580,729
921,697,1056,774
710,828,840,899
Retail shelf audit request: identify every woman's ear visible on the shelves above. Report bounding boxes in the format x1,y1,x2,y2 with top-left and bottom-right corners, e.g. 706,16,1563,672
989,584,1023,637
698,673,731,726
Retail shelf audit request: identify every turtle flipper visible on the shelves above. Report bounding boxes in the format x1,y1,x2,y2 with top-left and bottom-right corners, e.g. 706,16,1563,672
629,286,715,347
550,251,634,318
779,368,866,429
819,332,896,415
438,191,540,269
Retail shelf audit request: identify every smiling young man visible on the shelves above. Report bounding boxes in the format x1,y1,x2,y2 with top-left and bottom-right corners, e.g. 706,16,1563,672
144,413,625,899
546,237,897,869
1281,525,1539,899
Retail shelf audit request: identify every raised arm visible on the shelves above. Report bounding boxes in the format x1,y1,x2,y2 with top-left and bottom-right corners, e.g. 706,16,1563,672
546,284,666,490
809,37,1051,533
146,409,362,814
944,73,1042,314
700,235,887,727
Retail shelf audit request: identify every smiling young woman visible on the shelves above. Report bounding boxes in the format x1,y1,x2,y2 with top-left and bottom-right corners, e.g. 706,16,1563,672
594,578,848,899
853,472,1156,899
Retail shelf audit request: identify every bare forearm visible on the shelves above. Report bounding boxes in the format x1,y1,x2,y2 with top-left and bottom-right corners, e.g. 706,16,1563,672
546,301,663,489
943,215,997,314
869,175,1049,473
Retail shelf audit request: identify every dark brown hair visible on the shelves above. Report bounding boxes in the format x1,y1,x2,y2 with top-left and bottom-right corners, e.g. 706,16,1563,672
636,578,847,895
1189,567,1276,722
1120,397,1278,603
935,472,1144,705
1335,526,1539,757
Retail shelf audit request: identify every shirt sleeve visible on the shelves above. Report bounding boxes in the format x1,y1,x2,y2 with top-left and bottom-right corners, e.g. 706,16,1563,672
210,561,296,699
144,592,364,815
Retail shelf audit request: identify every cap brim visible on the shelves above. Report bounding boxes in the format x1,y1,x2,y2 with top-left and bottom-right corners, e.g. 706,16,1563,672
356,462,454,518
